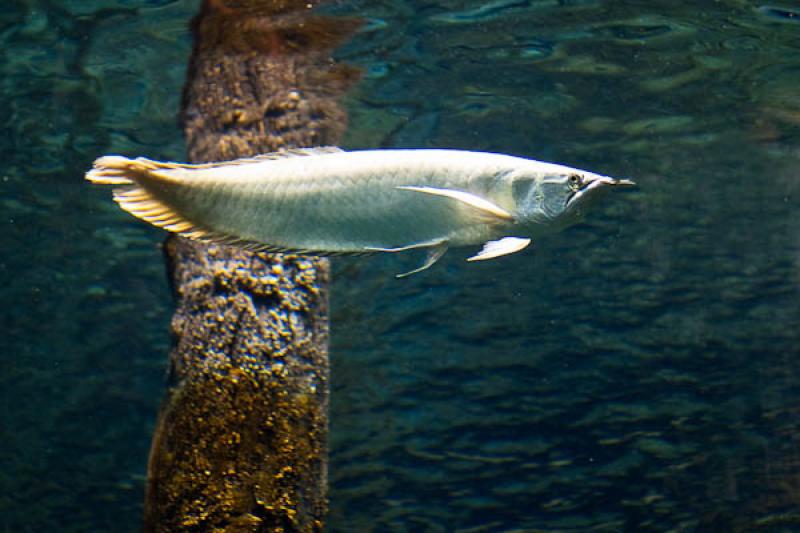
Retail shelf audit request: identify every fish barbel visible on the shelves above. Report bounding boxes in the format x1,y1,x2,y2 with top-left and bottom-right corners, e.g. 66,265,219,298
86,147,633,277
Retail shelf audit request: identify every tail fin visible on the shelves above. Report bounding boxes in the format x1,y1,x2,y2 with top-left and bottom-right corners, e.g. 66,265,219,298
85,154,274,249
86,155,206,237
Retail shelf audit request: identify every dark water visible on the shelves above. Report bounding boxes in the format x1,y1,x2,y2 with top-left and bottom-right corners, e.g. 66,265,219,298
3,0,800,531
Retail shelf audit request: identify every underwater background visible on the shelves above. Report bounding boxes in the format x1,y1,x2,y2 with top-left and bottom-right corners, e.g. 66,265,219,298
2,0,800,531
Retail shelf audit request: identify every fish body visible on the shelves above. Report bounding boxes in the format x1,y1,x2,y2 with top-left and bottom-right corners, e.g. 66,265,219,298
86,147,633,276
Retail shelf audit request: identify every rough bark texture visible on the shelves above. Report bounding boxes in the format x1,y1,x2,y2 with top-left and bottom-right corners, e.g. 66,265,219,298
143,1,360,531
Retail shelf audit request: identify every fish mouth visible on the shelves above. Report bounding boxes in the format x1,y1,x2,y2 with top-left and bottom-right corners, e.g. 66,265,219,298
567,175,635,209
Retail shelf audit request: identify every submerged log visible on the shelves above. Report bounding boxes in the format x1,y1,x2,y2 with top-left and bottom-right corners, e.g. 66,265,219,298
143,1,360,531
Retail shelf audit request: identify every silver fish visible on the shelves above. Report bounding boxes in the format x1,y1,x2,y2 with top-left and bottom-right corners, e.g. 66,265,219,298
86,147,633,277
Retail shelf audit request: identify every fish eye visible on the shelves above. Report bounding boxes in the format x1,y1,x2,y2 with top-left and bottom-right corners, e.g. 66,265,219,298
568,174,582,191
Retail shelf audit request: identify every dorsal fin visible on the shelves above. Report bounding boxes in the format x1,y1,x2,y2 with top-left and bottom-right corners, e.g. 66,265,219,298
175,146,346,169
88,147,346,181
246,146,344,161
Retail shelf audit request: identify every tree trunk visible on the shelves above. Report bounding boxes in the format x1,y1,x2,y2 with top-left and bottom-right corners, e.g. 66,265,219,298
143,2,360,531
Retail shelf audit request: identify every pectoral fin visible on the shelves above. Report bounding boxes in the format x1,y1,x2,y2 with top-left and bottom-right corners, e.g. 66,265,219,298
467,237,531,262
397,186,514,224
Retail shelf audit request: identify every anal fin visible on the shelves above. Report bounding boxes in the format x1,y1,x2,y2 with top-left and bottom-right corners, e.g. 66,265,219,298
467,237,531,262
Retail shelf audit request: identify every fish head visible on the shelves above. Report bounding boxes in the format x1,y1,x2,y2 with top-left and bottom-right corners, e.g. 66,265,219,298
511,163,635,232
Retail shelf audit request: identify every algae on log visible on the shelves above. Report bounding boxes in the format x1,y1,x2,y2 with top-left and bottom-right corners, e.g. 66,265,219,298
142,1,361,531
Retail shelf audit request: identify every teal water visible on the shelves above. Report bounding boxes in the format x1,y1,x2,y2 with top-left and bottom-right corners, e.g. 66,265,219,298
3,0,800,531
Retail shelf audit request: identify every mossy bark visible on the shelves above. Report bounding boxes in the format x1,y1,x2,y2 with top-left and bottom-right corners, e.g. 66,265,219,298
142,1,360,531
